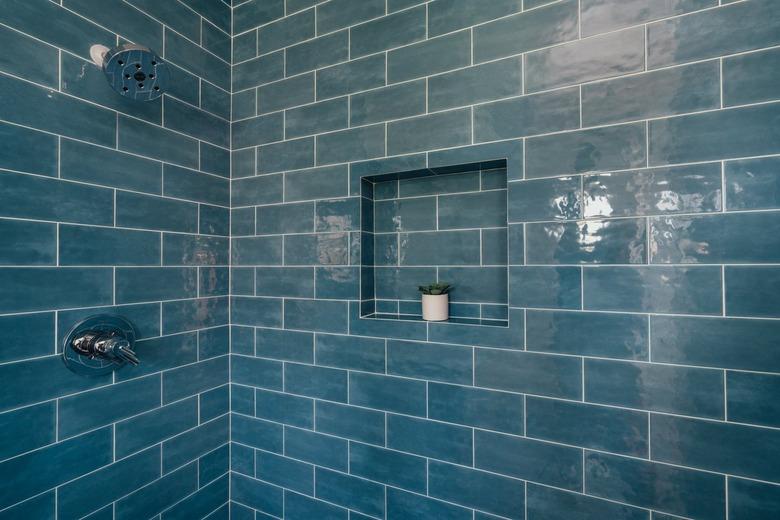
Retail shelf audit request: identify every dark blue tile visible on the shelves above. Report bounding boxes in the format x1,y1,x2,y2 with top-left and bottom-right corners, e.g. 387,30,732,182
316,198,360,232
387,109,472,156
199,384,229,421
284,232,349,266
387,340,473,384
231,414,282,453
0,491,55,520
508,176,581,222
429,382,524,434
114,462,198,520
349,442,427,493
232,173,283,208
315,267,359,299
649,104,780,166
585,451,725,520
162,415,228,472
386,488,472,520
256,202,314,235
285,491,347,520
116,191,198,233
651,316,780,372
429,0,521,36
0,402,55,461
0,219,55,266
527,218,647,264
584,163,722,218
475,349,582,399
200,205,230,237
231,297,283,327
388,414,473,465
163,234,228,266
0,267,112,313
727,372,780,428
231,236,283,265
726,157,780,211
728,478,780,520
256,452,313,495
118,116,197,169
584,266,722,315
285,427,347,471
349,372,427,416
284,363,348,402
316,54,385,99
317,0,383,33
526,122,646,179
115,333,197,383
315,468,384,518
473,0,578,63
286,31,349,76
429,461,525,519
255,389,313,428
647,0,780,68
60,225,158,268
257,138,314,174
351,6,426,58
509,266,582,310
163,164,229,206
388,30,470,83
163,356,228,404
438,190,507,230
115,267,197,303
316,125,385,166
285,165,349,202
315,401,385,445
726,266,780,317
162,297,228,334
375,197,436,232
527,484,649,520
476,430,582,491
0,122,57,177
232,113,284,149
231,473,283,518
0,21,59,87
257,73,314,114
724,46,780,106
256,328,313,363
284,299,348,333
162,474,228,520
231,355,282,390
256,267,314,297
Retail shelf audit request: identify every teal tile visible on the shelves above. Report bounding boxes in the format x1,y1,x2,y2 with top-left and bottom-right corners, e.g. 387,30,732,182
726,157,780,211
474,87,580,142
0,219,55,266
0,492,55,520
729,478,780,520
349,372,426,415
164,97,228,148
256,452,313,495
165,63,200,107
651,212,780,264
64,0,163,52
315,266,359,299
581,0,715,37
350,80,426,126
130,0,200,41
258,73,314,114
584,163,722,218
0,74,114,147
390,109,473,155
232,30,257,63
316,0,384,33
653,412,780,483
399,230,481,266
61,225,158,267
438,190,507,229
232,174,283,207
508,176,581,222
724,47,780,106
285,97,348,139
316,125,385,165
115,463,198,520
387,30,471,83
232,236,283,265
527,218,647,264
165,29,229,89
256,202,314,234
286,31,348,76
475,430,582,490
315,401,384,445
582,60,720,126
233,0,283,33
316,468,384,518
232,113,284,149
285,491,347,520
349,442,426,492
374,266,437,300
285,363,348,401
509,266,582,310
285,427,347,471
200,144,230,178
283,232,349,265
256,328,313,363
527,310,648,360
256,267,313,297
162,415,228,472
428,382,524,434
181,0,229,32
527,122,646,179
647,0,780,68
0,122,57,177
231,149,256,179
388,414,473,465
115,267,196,303
231,296,283,327
526,27,644,92
116,191,197,233
585,266,721,314
387,340,473,384
232,51,285,91
256,389,313,429
649,104,780,166
587,359,723,418
231,474,283,516
0,24,56,87
439,266,508,304
315,333,385,372
475,349,582,399
285,165,348,202
0,267,112,313
726,266,780,317
164,474,228,520
162,295,228,334
473,0,578,63
400,171,479,197
727,372,780,428
585,451,725,520
119,116,197,169
0,312,54,364
284,299,348,333
527,484,648,520
429,461,525,519
431,58,522,113
316,55,385,99
200,205,230,237
429,0,521,36
387,488,472,520
316,198,360,232
231,208,255,236
115,333,197,383
375,197,436,232
0,402,55,461
258,9,314,53
351,6,426,58
163,165,228,206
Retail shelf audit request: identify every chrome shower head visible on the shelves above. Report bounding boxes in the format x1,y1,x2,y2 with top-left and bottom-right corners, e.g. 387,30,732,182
91,43,169,101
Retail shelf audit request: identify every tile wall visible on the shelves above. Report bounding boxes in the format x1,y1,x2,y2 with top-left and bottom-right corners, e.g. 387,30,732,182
0,0,231,518
229,0,780,519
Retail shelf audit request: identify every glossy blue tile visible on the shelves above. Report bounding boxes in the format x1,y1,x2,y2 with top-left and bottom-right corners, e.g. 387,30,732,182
0,24,54,87
473,0,578,63
476,430,582,490
585,451,725,520
429,382,523,434
388,414,473,465
475,348,582,399
232,113,284,149
315,401,385,445
388,30,470,83
231,414,282,452
285,491,347,520
351,6,425,59
374,197,436,232
162,474,228,520
256,328,313,363
231,473,283,518
258,73,314,114
163,165,229,206
118,116,197,169
316,124,385,165
256,452,313,495
647,0,780,68
527,484,649,520
115,267,196,303
285,427,347,471
231,296,283,327
116,191,198,234
584,163,722,218
286,31,349,76
162,415,228,472
583,266,722,314
163,356,228,404
0,219,55,266
349,442,427,493
0,428,111,510
163,234,228,266
582,0,714,36
724,46,780,106
233,51,285,92
508,176,582,222
285,165,349,202
387,340,472,384
727,372,780,428
286,97,348,139
509,266,582,310
284,299,348,333
728,478,780,520
439,190,507,230
349,372,426,416
231,355,282,390
429,461,525,519
316,0,384,33
256,267,314,297
316,468,384,518
316,54,385,99
257,138,314,174
284,362,348,402
199,384,229,422
726,157,780,211
258,9,314,53
315,267,359,299
114,332,197,383
316,198,360,232
255,389,313,428
162,296,228,334
115,462,198,520
0,402,55,461
388,109,472,156
526,122,647,179
284,233,349,266
726,266,780,317
0,492,55,520
0,122,57,177
231,236,283,265
0,267,112,314
399,230,481,266
386,488,472,520
527,218,647,264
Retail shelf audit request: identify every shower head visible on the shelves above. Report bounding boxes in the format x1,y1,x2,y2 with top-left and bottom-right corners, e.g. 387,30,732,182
90,43,169,101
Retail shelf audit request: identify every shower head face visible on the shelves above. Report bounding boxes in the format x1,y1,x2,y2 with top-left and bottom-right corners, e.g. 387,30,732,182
102,44,169,101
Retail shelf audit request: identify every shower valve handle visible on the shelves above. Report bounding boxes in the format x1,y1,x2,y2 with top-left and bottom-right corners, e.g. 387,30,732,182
71,330,140,366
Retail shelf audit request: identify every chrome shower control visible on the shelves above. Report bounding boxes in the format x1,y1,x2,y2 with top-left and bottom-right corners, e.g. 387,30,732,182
62,315,139,376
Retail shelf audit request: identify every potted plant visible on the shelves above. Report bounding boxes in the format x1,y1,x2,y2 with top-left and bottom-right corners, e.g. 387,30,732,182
418,283,452,321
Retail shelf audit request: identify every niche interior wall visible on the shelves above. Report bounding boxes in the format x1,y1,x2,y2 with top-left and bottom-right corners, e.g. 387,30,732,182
0,0,232,518
228,0,780,519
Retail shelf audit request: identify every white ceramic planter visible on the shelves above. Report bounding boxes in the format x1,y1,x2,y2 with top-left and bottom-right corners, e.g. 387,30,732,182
422,294,449,321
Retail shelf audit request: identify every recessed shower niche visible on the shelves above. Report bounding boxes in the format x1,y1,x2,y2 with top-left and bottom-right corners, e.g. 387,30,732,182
359,159,510,327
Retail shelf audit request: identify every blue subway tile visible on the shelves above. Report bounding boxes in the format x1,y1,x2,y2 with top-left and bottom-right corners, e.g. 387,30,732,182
0,219,55,266
316,468,385,518
0,25,55,87
231,473,283,518
387,339,473,384
163,474,228,520
284,362,348,402
233,51,285,91
386,487,472,520
582,0,714,37
0,122,57,177
162,296,228,334
115,333,197,383
388,30,470,83
349,372,427,416
163,234,228,266
728,478,780,520
315,401,385,445
317,54,385,99
388,414,473,465
509,266,582,310
349,442,427,493
231,236,283,265
115,267,197,303
118,115,197,169
284,299,348,333
724,46,780,106
726,157,780,211
0,267,112,314
232,113,284,149
317,0,384,33
256,328,313,363
0,402,55,461
429,461,525,519
439,190,507,230
231,355,282,390
285,427,348,471
285,491,347,520
285,165,349,202
388,109,472,156
508,176,581,222
259,9,314,53
316,125,386,165
163,356,228,404
61,139,161,194
726,266,780,317
116,191,198,233
528,484,649,520
256,267,314,297
114,462,198,520
429,382,524,434
286,97,348,139
727,371,780,428
200,384,229,422
351,6,426,58
163,164,229,206
476,349,582,399
255,389,313,428
231,414,282,453
256,452,313,495
258,138,315,174
286,31,349,76
162,415,228,472
231,297,283,327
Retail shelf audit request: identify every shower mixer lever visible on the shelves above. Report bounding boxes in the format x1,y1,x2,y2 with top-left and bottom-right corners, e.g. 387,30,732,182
71,330,139,366
62,315,140,375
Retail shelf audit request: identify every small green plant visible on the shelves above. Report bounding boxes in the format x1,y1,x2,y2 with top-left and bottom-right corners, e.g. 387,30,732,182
418,283,453,295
